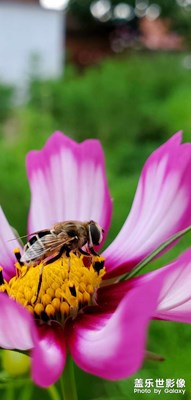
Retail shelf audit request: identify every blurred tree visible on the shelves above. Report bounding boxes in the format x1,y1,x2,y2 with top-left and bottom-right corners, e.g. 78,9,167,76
67,0,191,42
0,84,14,124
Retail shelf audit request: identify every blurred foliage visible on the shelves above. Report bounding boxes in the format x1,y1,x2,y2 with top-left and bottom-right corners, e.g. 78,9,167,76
68,0,191,40
0,52,191,399
1,52,191,235
27,52,191,148
0,83,14,124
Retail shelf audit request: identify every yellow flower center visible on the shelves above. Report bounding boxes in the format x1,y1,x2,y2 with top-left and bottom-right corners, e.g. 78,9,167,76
0,251,105,323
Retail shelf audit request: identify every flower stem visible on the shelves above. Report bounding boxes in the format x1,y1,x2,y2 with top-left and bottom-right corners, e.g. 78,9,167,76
60,355,78,400
121,224,191,280
48,385,61,400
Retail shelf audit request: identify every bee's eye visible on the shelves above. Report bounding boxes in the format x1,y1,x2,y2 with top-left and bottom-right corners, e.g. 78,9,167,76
89,223,102,245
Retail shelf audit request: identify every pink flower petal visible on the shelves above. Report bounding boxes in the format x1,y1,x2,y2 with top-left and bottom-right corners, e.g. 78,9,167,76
140,249,191,323
97,279,135,313
104,132,191,278
0,207,22,280
31,322,66,387
0,293,36,350
66,273,164,380
26,132,112,243
99,248,191,324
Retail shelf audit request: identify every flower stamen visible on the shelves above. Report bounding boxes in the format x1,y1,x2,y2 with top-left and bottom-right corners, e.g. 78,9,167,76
0,251,105,324
0,267,4,286
14,248,24,266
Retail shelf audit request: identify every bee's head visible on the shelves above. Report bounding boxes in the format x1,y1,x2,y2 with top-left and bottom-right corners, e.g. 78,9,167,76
88,221,104,245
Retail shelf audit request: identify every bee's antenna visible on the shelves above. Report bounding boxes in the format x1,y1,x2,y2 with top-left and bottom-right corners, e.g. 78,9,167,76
8,232,34,242
8,235,27,242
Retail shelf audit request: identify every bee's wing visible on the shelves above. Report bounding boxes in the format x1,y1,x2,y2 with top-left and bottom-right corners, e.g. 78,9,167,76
21,242,46,263
21,233,76,263
20,234,52,263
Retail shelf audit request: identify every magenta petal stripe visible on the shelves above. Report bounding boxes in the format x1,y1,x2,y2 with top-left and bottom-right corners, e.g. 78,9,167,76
98,248,191,324
31,322,66,387
26,132,112,242
0,207,22,280
103,132,191,279
66,273,164,380
142,249,191,324
0,293,36,350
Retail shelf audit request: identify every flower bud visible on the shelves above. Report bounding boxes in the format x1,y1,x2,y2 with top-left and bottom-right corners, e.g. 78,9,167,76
2,350,30,376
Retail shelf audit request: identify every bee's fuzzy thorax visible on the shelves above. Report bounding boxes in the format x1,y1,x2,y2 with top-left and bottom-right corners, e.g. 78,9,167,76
0,252,105,323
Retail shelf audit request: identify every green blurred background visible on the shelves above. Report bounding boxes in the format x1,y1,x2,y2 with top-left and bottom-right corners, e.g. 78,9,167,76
1,0,191,399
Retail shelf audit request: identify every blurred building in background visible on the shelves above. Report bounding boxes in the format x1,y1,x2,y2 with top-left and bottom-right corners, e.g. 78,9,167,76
0,0,66,88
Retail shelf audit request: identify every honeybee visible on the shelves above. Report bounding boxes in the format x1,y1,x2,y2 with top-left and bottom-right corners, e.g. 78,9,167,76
21,220,104,266
18,220,104,304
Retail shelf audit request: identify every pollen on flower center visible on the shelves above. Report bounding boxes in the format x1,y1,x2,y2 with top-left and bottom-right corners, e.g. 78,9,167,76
0,252,105,323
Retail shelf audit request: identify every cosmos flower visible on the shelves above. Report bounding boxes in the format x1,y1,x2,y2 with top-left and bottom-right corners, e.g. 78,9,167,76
1,131,191,388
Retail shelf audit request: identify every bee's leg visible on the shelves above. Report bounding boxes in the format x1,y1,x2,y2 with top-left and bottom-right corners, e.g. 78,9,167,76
44,245,71,271
65,247,72,273
45,245,68,266
33,263,45,304
78,248,90,256
20,266,30,278
67,257,71,273
20,262,35,279
88,247,99,256
44,236,77,266
86,247,100,269
34,247,67,304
